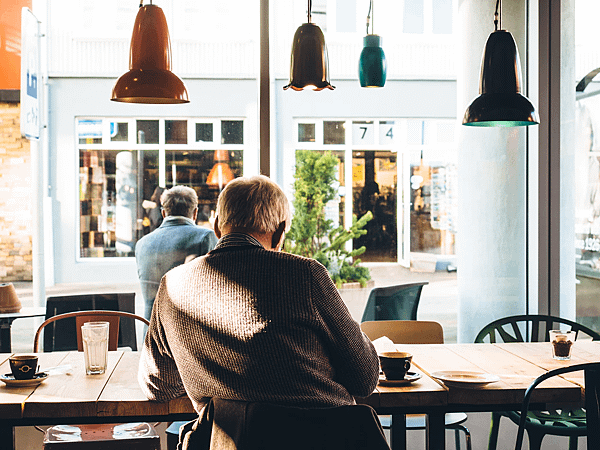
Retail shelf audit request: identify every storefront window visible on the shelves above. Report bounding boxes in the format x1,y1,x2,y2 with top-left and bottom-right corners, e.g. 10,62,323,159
77,117,245,258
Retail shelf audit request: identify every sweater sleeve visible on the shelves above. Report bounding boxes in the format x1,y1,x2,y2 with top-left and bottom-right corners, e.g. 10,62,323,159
308,260,380,398
138,279,187,402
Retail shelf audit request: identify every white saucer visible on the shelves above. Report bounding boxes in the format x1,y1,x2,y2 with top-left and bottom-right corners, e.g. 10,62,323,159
378,371,422,386
1,372,48,387
431,371,500,389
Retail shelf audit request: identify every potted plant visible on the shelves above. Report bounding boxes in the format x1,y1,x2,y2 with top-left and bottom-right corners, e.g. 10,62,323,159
284,150,374,319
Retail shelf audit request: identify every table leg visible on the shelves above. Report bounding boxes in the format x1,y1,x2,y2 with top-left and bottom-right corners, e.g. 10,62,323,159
390,413,407,450
426,412,445,450
1,423,15,450
0,318,14,353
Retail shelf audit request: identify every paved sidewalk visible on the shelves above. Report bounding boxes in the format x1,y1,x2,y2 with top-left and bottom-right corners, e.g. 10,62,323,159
8,263,458,353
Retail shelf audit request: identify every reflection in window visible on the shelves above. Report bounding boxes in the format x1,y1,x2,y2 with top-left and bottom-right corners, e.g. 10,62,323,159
298,123,315,142
165,120,187,144
79,149,158,258
324,121,345,145
78,119,102,144
432,0,453,34
221,120,243,144
404,0,424,34
136,120,159,144
110,122,128,142
196,123,213,142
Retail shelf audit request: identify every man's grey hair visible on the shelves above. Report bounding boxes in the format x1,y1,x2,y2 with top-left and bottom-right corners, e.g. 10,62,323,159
160,186,198,218
216,175,290,234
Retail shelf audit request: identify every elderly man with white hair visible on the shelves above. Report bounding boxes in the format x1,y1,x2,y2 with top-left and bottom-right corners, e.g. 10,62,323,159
138,175,379,415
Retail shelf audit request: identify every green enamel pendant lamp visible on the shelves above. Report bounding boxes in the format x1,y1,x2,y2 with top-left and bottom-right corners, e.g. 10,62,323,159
462,0,538,127
358,0,386,88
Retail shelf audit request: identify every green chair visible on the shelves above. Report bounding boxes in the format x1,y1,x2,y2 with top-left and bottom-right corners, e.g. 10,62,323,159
361,281,428,322
514,362,600,450
475,314,600,450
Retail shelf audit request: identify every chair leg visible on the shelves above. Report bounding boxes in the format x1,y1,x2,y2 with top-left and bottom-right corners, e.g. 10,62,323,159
448,424,471,450
568,436,578,450
487,411,501,450
526,428,545,450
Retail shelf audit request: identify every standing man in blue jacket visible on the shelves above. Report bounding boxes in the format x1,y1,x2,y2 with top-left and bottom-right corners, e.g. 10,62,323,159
135,185,218,320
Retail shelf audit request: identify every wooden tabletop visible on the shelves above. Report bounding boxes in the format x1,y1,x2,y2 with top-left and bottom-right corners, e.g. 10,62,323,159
0,342,597,450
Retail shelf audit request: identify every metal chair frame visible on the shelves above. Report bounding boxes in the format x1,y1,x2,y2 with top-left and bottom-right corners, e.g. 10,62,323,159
475,314,600,450
514,362,600,450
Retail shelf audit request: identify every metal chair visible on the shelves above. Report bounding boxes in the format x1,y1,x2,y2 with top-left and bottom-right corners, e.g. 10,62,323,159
475,314,600,450
44,292,138,351
361,282,428,322
514,362,600,450
361,320,472,450
36,310,159,450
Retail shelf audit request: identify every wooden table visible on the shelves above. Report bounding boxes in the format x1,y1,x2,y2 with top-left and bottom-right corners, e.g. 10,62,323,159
0,342,598,450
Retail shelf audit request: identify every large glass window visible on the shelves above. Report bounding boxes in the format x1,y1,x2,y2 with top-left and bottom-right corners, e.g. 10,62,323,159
77,118,245,258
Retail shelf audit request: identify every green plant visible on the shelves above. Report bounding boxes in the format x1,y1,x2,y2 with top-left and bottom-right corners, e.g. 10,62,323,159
284,150,372,287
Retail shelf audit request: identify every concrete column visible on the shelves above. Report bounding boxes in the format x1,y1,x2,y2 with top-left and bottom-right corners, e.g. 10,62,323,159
456,0,529,342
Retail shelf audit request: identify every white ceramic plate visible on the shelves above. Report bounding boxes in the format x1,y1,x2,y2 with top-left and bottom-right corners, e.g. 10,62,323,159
431,371,500,389
378,371,422,386
0,372,48,387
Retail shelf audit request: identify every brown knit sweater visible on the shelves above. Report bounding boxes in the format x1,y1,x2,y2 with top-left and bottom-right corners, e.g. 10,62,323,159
138,233,379,413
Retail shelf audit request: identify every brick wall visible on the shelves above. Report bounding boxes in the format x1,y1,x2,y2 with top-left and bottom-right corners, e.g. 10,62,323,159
0,102,32,281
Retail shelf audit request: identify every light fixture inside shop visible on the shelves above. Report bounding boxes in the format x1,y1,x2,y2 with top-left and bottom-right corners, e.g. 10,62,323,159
462,0,538,127
358,0,386,88
206,150,235,191
283,0,334,91
111,1,189,104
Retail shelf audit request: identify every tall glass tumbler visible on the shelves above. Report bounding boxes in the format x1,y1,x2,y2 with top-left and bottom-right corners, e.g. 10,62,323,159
81,321,109,375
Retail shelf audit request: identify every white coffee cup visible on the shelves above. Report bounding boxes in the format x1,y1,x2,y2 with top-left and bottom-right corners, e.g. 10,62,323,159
81,321,109,375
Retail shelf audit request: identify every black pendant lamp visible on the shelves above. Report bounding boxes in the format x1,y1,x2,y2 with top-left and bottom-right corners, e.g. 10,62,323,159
462,0,538,127
358,0,386,88
112,1,189,104
283,0,334,91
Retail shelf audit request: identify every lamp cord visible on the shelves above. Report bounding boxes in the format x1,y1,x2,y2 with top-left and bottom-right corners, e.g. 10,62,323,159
366,0,374,35
494,0,501,31
307,0,312,23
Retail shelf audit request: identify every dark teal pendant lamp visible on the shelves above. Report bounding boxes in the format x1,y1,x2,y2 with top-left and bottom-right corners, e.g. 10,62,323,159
359,0,386,88
462,0,538,127
283,0,334,91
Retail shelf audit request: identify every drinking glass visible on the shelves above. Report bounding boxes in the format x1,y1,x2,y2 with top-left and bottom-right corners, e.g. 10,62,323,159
81,321,109,375
549,330,576,360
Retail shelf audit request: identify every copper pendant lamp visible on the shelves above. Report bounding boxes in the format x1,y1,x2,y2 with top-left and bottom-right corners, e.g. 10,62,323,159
111,1,189,104
462,0,538,127
283,0,334,91
206,150,235,190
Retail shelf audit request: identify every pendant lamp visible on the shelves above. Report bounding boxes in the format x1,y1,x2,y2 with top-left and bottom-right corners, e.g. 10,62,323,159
111,1,189,104
358,0,386,88
283,0,334,91
206,150,235,191
462,0,538,127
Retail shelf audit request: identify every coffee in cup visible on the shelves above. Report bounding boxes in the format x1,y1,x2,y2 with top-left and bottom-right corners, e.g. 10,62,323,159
379,351,412,380
9,354,38,380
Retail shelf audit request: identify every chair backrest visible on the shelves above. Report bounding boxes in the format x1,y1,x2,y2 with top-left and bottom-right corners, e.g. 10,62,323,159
34,310,149,352
360,281,428,322
361,320,444,344
44,293,137,351
183,398,391,450
514,362,600,450
474,314,600,343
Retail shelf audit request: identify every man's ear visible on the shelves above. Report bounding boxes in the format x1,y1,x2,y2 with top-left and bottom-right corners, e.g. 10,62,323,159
161,209,167,219
192,207,198,222
271,221,286,250
214,216,222,239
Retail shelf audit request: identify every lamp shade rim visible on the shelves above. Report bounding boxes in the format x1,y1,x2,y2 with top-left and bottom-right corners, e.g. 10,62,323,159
462,92,539,126
111,68,189,104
